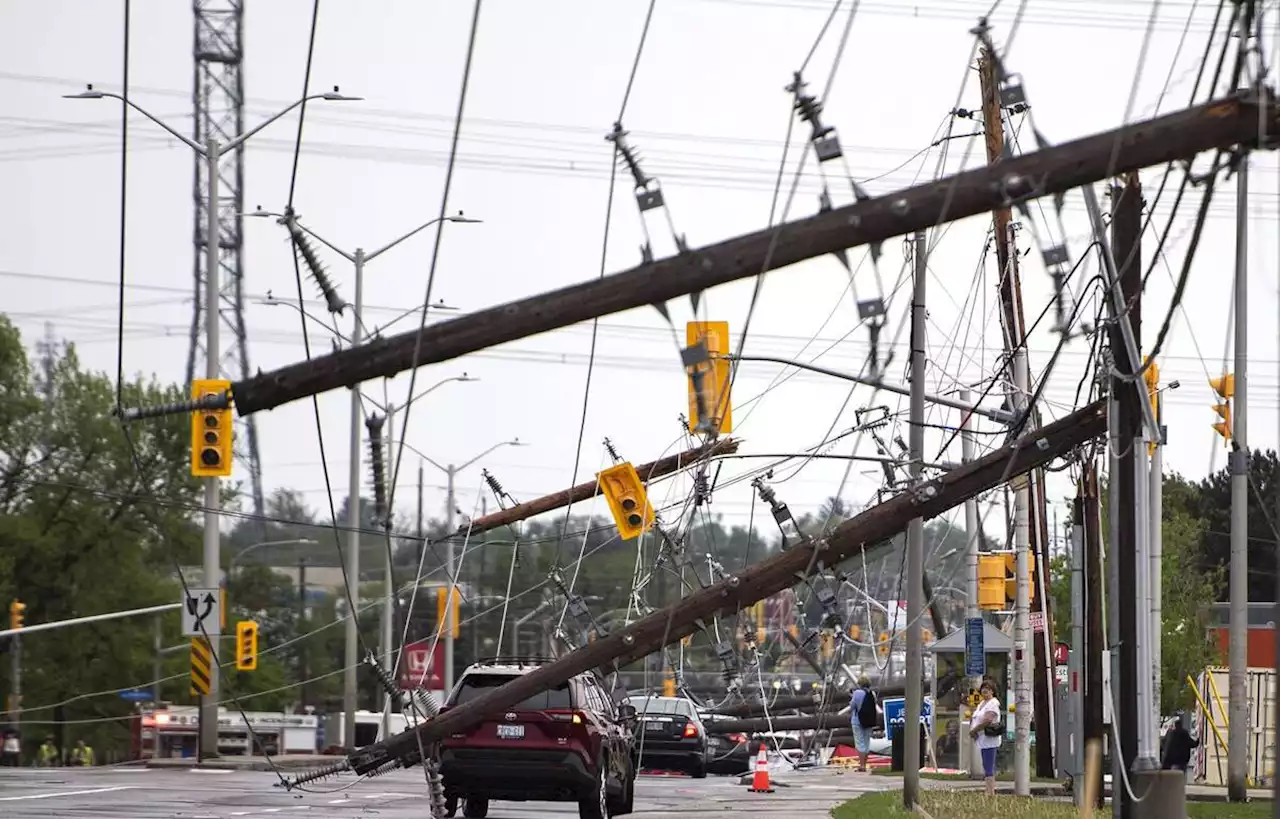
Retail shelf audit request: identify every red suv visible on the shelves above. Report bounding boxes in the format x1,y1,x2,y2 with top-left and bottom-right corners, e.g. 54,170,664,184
438,658,637,819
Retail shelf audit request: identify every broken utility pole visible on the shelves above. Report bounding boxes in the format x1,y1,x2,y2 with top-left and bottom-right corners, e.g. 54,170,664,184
461,438,739,537
223,92,1279,419
331,399,1107,777
1082,462,1105,810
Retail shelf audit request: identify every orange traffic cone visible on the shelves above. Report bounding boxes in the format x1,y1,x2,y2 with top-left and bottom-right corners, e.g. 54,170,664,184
749,745,774,793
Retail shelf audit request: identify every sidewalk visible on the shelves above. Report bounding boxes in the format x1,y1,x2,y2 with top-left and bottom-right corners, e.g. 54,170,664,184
145,754,336,772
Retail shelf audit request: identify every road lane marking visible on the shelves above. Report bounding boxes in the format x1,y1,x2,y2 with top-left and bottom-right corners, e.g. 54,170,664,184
0,785,136,801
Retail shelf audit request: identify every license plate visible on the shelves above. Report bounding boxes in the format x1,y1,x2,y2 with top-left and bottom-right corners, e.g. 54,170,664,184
497,724,524,739
645,721,663,731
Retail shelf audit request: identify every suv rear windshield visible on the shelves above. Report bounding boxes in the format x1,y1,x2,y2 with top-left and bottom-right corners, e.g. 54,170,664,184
453,673,573,711
628,696,694,716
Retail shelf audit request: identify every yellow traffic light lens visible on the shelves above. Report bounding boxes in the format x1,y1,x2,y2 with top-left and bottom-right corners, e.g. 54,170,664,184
201,448,221,467
204,415,219,429
621,498,637,510
627,513,643,526
204,431,217,444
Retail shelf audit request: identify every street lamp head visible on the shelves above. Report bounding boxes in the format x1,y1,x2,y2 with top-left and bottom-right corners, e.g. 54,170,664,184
446,212,483,224
508,438,527,447
63,84,106,100
321,86,363,102
457,373,479,383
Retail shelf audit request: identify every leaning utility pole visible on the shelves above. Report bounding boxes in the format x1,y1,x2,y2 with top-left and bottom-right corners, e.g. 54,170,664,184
1070,493,1086,805
342,248,366,753
224,92,1279,419
961,388,984,780
1109,172,1144,818
903,230,927,809
331,400,1108,776
979,48,1054,781
1227,149,1250,803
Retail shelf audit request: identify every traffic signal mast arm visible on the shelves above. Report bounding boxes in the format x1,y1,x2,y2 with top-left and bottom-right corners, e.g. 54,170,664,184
344,398,1106,775
227,91,1278,418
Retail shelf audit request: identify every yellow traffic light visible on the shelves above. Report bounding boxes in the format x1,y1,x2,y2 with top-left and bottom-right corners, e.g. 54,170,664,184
235,620,258,671
1002,552,1036,605
1144,359,1160,455
1210,374,1235,400
848,623,861,641
752,601,766,644
8,600,25,630
819,631,834,658
877,631,890,657
436,587,461,639
190,379,233,478
978,555,1006,610
686,321,734,435
597,461,654,540
1213,402,1232,442
662,673,676,697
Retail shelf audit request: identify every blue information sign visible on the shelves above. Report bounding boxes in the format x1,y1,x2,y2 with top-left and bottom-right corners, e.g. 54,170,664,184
118,689,152,702
881,696,933,740
965,617,986,677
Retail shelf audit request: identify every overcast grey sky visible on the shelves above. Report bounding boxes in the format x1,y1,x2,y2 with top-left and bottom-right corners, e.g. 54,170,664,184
2,0,1276,544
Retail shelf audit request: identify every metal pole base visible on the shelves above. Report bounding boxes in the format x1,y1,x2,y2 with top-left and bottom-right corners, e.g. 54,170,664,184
1129,769,1186,819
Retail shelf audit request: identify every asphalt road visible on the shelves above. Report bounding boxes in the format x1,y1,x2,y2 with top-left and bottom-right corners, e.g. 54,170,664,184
0,765,890,818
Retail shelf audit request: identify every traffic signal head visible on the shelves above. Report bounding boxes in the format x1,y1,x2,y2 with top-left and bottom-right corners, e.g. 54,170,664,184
685,321,734,435
234,620,258,671
1213,402,1232,441
597,461,654,540
436,587,461,638
8,600,25,630
877,631,889,657
190,379,233,478
978,555,1006,610
1210,374,1235,400
1002,552,1036,605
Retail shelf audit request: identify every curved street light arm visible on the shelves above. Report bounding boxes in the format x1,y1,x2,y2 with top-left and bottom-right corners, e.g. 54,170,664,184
224,92,346,152
71,91,203,153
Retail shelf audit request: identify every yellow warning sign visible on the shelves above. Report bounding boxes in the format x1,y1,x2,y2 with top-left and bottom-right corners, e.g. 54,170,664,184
190,636,212,697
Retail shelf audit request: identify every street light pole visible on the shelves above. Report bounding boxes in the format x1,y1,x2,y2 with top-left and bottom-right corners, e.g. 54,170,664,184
246,210,479,751
343,247,365,752
65,83,360,760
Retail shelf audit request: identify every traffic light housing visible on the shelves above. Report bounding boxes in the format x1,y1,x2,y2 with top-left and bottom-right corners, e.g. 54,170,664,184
662,673,676,697
8,600,25,630
819,631,834,659
978,555,1006,610
1144,359,1160,455
877,631,889,657
1002,552,1036,606
234,620,258,671
436,587,461,639
190,378,233,478
1210,374,1234,442
597,461,654,540
686,321,734,435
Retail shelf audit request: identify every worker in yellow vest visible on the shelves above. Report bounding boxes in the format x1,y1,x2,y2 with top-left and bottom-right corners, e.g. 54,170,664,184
70,739,95,767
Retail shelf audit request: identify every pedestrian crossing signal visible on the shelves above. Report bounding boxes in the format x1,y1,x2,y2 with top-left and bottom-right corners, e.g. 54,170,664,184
235,620,258,671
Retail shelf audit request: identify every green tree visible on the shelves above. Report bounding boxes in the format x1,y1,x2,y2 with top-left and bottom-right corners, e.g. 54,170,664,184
0,317,202,758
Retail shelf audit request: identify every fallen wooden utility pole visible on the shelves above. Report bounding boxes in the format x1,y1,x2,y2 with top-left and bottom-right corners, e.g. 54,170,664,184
229,92,1276,418
458,438,738,537
342,399,1107,775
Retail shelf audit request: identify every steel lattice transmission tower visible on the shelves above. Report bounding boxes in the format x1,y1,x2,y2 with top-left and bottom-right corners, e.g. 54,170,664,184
189,0,266,523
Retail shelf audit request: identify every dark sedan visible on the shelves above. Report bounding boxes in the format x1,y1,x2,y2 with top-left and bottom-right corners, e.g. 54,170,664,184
627,695,709,778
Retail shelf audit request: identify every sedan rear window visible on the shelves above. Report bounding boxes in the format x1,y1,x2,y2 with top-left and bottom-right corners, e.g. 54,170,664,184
453,673,573,711
628,696,693,716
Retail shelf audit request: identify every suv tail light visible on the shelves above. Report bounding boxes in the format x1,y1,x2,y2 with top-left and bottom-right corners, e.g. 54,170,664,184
548,710,587,725
683,722,699,738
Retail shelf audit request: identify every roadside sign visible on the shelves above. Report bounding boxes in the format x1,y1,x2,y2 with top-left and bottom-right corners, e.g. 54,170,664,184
399,639,445,690
1030,611,1045,634
119,689,152,702
181,587,221,637
1053,641,1069,665
964,617,985,677
881,696,934,740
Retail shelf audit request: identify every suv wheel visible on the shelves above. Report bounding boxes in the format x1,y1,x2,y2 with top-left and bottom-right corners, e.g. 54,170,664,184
443,795,458,818
462,796,488,819
578,755,609,819
608,756,635,816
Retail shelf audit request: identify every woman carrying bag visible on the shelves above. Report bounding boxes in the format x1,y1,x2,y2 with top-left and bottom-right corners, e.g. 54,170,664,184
968,680,1003,796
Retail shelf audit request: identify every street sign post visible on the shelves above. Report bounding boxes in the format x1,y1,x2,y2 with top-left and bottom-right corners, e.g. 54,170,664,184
181,587,221,637
965,617,986,677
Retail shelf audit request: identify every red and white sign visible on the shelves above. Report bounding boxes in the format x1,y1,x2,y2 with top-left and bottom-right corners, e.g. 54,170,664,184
399,639,445,690
1030,611,1045,634
1053,641,1069,665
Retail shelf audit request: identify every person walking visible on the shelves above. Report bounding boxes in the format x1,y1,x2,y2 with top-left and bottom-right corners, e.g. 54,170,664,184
1,730,20,767
968,680,1002,796
850,675,878,772
1160,713,1198,772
